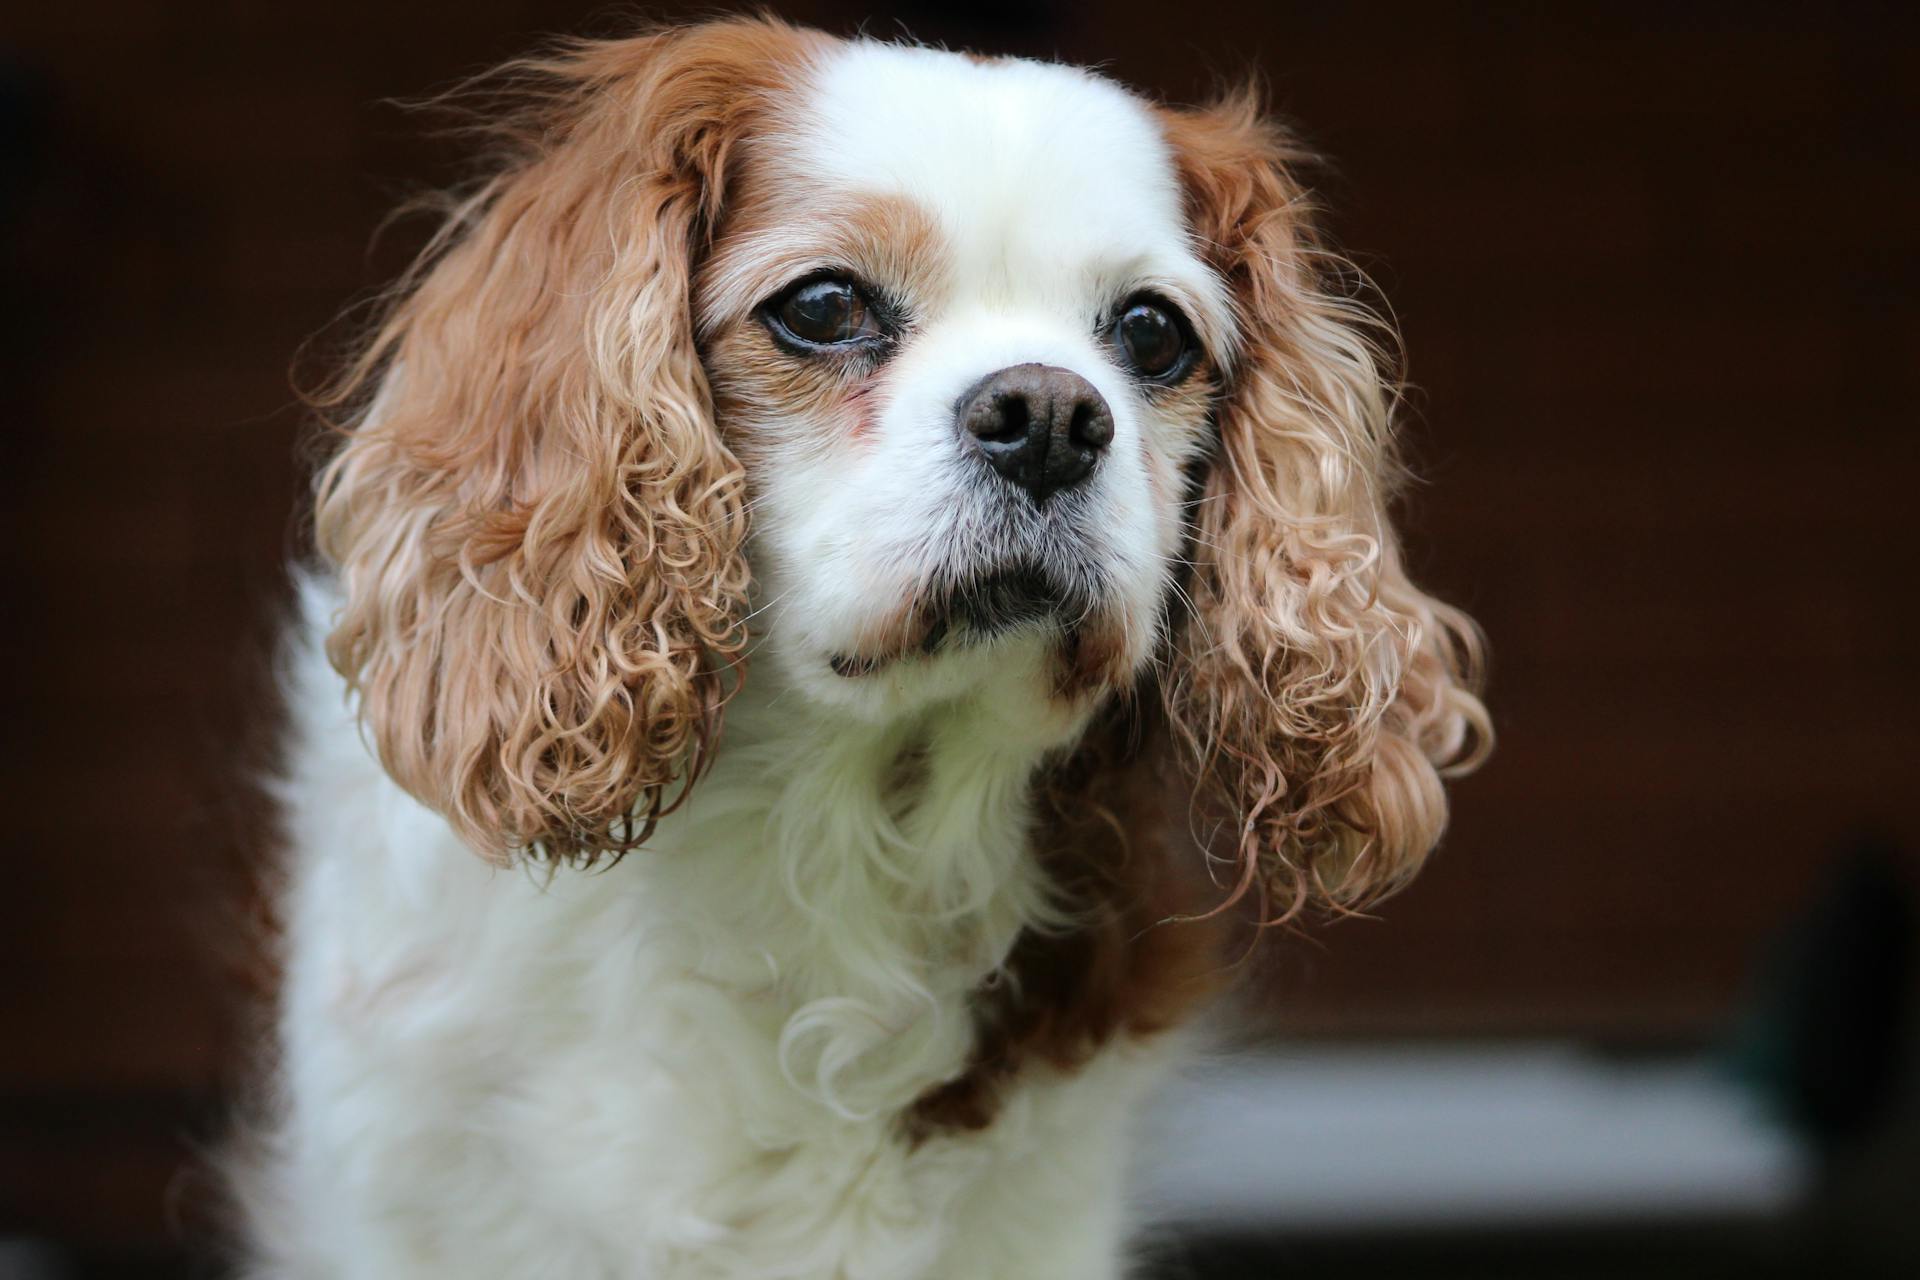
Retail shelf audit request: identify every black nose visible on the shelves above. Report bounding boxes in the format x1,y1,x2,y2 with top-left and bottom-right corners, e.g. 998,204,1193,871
958,363,1114,503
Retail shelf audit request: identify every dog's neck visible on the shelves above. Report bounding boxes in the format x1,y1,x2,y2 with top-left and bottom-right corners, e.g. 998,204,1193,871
638,652,1084,1119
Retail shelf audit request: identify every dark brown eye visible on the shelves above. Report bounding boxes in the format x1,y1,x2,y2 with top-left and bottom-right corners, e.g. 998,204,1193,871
1111,298,1190,380
770,277,884,347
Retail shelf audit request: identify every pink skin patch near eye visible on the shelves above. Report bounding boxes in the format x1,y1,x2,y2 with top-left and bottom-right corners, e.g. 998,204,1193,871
843,380,880,444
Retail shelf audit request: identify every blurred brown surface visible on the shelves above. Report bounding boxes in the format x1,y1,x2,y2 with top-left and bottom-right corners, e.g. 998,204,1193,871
2,0,1916,1258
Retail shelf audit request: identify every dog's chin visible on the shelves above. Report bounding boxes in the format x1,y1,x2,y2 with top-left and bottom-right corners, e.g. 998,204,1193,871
926,564,1080,649
805,559,1137,733
827,561,1106,680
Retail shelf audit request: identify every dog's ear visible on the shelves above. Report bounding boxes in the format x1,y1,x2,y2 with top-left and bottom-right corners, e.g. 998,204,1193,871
313,21,816,863
1158,91,1491,915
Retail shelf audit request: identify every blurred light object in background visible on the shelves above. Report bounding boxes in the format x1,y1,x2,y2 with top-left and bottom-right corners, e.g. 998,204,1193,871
1139,1043,1811,1232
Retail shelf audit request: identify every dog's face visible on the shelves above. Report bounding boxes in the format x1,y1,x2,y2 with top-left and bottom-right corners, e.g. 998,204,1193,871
698,46,1230,726
314,20,1487,913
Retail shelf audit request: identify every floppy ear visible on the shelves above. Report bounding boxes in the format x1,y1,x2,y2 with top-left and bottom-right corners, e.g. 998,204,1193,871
1159,91,1491,915
312,21,813,863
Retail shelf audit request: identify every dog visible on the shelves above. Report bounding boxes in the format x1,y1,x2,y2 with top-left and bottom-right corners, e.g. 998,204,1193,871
234,17,1488,1277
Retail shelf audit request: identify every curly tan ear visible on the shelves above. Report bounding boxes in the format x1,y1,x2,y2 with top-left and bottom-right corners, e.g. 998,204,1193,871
1159,91,1491,916
312,20,820,863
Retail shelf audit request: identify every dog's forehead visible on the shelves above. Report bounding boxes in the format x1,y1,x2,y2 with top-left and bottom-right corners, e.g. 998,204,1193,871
797,42,1207,303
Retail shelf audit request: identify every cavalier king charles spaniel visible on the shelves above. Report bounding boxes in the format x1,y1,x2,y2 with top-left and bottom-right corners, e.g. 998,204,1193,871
235,17,1488,1277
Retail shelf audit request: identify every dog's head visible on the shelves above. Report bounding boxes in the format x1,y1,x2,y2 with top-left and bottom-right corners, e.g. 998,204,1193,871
315,19,1487,912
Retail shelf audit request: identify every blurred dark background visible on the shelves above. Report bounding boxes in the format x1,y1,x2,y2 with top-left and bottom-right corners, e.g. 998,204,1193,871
3,2,1916,1276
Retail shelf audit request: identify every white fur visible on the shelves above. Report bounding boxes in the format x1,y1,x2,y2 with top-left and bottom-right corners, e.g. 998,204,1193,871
724,44,1227,722
243,42,1223,1279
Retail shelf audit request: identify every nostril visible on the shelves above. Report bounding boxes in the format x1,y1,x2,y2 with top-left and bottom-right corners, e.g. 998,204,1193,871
996,393,1030,442
1069,399,1113,450
965,389,1029,443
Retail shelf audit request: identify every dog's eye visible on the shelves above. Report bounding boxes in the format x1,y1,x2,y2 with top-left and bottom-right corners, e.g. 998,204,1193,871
769,277,884,347
1110,297,1190,381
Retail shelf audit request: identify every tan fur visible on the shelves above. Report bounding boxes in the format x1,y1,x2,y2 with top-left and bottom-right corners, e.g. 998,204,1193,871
1157,91,1492,917
311,20,826,862
699,187,950,480
698,188,952,344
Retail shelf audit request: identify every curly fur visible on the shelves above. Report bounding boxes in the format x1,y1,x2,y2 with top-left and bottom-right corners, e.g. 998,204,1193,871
312,24,825,862
1159,94,1491,917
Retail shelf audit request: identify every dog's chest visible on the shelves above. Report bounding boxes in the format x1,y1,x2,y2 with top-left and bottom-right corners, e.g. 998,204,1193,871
449,878,1160,1277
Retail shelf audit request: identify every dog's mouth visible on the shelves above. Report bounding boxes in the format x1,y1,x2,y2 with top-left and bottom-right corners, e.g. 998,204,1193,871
934,564,1070,641
828,562,1100,679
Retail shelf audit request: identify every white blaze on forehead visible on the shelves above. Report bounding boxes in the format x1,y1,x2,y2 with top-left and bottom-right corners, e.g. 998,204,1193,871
796,41,1228,339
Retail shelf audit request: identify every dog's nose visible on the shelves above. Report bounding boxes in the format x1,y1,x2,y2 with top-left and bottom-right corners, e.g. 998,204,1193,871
958,363,1113,503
